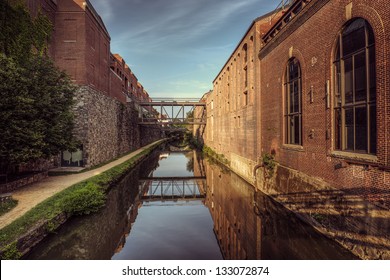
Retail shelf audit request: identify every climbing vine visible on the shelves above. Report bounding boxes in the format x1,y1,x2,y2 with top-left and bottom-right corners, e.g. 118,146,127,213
0,0,78,174
0,0,53,63
262,153,276,178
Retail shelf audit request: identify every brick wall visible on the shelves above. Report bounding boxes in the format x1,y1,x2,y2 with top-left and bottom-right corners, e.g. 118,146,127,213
259,0,390,207
54,0,110,94
202,0,390,209
204,8,286,181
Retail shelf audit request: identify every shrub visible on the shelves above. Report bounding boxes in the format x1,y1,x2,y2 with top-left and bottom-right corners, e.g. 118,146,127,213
60,182,105,215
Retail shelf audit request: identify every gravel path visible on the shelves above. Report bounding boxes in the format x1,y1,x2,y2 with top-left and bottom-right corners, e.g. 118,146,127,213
0,140,163,230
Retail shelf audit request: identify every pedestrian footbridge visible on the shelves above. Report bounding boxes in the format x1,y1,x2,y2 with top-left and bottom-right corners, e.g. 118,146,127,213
139,176,206,202
138,98,206,125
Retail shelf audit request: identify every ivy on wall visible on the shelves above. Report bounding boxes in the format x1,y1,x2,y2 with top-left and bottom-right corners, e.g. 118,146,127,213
0,0,78,174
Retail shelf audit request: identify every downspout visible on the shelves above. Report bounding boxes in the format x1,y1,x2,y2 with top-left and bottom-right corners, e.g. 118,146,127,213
253,163,264,178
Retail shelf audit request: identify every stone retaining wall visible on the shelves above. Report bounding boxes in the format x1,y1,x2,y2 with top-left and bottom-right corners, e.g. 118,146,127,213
0,172,48,194
73,86,161,167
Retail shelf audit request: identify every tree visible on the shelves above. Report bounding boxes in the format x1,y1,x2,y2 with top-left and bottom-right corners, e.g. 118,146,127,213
0,1,78,173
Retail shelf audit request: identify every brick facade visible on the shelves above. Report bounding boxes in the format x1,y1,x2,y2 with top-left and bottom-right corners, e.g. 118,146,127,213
203,0,390,207
259,0,390,207
20,0,159,169
202,0,390,259
53,0,110,94
203,8,286,182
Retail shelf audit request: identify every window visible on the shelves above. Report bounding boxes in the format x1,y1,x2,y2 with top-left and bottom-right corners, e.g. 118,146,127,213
243,91,248,106
334,18,376,154
284,58,302,145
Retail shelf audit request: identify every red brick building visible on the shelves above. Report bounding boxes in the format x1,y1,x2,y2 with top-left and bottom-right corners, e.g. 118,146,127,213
19,0,160,169
205,7,287,183
201,0,390,259
259,0,389,206
204,0,390,205
52,0,110,94
24,0,150,105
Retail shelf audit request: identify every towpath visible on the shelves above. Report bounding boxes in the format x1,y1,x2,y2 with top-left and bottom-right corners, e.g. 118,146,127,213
0,140,164,230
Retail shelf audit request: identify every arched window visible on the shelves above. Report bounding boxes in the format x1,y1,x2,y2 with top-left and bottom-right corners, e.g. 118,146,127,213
284,57,302,145
334,18,376,154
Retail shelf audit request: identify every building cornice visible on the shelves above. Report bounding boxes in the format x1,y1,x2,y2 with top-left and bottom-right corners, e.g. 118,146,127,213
259,0,330,59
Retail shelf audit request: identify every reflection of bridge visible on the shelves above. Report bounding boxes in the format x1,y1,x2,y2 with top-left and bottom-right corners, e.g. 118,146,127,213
139,176,206,201
138,98,206,125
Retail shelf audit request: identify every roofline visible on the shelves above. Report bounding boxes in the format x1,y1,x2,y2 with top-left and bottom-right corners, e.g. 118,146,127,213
261,0,310,43
212,7,287,83
85,0,111,40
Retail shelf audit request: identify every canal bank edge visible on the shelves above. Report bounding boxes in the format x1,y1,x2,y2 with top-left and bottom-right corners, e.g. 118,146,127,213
202,146,390,260
0,140,166,260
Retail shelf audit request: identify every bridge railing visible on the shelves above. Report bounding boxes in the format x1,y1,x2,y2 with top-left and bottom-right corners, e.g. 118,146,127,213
138,98,206,125
139,176,207,201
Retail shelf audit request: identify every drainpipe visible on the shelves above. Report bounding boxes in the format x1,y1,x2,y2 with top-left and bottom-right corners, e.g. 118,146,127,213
253,163,264,178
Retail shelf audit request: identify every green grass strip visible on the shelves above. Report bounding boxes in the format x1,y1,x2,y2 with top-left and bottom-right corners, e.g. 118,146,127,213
0,142,161,258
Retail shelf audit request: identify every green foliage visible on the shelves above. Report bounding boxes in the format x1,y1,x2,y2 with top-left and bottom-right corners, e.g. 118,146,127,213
0,1,76,173
0,54,78,172
0,142,160,252
0,198,18,216
262,153,276,178
1,242,21,260
0,0,53,62
184,131,203,150
202,145,230,166
60,182,105,215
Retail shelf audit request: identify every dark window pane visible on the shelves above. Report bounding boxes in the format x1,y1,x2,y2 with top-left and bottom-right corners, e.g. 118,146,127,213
369,46,376,101
289,59,299,80
294,115,301,145
334,62,342,107
355,107,367,151
370,105,377,154
367,23,375,45
285,115,289,143
293,81,299,113
289,83,294,113
285,84,288,116
354,52,367,102
335,109,341,150
344,57,353,104
342,19,366,56
286,58,301,145
335,19,376,155
345,108,354,150
289,116,294,144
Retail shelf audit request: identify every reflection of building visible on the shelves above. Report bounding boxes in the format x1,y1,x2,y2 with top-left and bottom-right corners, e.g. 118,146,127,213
197,0,390,259
201,160,357,260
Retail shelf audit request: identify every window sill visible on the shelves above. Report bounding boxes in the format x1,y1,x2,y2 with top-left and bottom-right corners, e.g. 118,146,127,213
282,144,304,152
330,151,378,164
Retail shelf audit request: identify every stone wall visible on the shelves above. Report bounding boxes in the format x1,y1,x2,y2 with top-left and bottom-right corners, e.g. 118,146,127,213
73,86,161,168
254,164,390,259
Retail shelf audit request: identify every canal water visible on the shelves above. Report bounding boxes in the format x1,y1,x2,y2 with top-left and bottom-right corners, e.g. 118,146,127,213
26,147,357,260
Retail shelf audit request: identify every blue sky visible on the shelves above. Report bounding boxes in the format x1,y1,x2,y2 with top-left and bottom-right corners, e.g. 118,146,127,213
91,0,281,98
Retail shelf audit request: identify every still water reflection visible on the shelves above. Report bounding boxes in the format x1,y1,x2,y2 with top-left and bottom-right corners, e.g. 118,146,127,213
26,148,357,259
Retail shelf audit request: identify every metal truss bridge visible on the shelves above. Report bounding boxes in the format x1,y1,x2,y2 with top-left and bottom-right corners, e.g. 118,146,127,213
138,98,206,125
139,176,206,202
